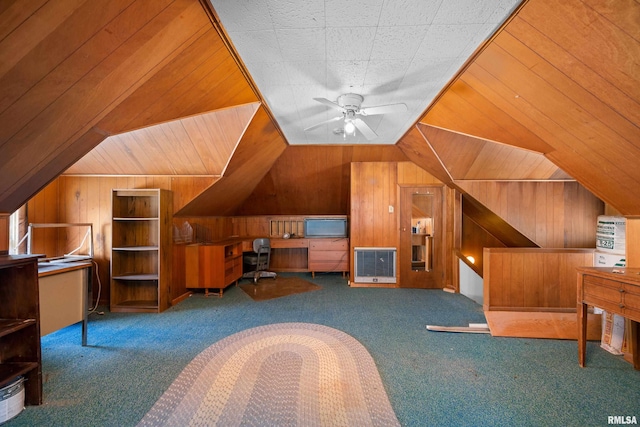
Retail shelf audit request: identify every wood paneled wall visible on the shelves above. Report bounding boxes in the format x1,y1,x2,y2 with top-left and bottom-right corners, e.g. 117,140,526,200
422,0,640,215
458,181,603,248
26,180,60,258
235,145,409,216
350,162,399,249
25,175,216,304
627,218,640,268
0,0,259,214
350,161,456,288
0,215,8,254
419,124,570,181
461,214,506,275
483,248,595,311
66,103,260,176
397,162,442,186
174,106,287,216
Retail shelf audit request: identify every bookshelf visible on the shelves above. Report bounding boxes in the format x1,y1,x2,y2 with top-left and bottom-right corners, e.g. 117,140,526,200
110,189,172,313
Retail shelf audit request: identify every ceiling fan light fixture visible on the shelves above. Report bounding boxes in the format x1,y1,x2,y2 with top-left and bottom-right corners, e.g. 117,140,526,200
306,93,406,141
344,120,356,135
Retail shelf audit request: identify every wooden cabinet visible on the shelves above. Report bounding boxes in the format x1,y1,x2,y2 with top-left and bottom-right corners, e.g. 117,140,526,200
577,267,640,369
110,189,172,313
0,255,42,405
308,238,349,277
185,240,243,297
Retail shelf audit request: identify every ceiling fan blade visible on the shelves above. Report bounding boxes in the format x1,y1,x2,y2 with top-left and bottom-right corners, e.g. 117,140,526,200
304,115,342,132
313,97,345,112
353,118,377,140
359,103,407,116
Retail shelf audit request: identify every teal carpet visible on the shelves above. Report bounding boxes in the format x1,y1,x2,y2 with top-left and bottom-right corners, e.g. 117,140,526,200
6,273,640,426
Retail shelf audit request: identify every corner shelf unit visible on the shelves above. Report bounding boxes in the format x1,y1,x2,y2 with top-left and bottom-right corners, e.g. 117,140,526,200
110,189,172,313
0,255,43,405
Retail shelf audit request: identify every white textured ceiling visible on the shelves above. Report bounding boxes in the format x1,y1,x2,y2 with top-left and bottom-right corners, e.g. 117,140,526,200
209,0,522,145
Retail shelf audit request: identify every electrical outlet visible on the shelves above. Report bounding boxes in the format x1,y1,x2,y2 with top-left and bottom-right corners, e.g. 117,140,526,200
388,205,394,213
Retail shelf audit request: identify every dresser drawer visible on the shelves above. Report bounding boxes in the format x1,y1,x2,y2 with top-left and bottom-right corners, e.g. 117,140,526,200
309,238,348,251
309,259,349,271
309,250,348,263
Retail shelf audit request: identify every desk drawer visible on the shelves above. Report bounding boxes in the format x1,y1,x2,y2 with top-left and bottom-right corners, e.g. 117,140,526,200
224,256,242,282
624,292,640,322
309,238,348,251
271,238,309,249
583,276,623,313
584,277,623,302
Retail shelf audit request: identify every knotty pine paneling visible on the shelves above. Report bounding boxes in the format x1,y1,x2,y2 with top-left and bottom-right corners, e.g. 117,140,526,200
350,162,398,249
175,106,288,216
25,175,217,305
421,0,640,215
420,124,569,180
350,161,456,287
0,0,258,215
397,162,442,185
396,127,453,184
95,26,259,134
172,177,218,214
461,214,506,276
626,218,640,268
26,179,60,258
67,104,259,176
236,145,408,216
458,181,603,248
420,79,553,154
172,217,233,242
231,216,308,238
483,248,594,311
0,215,8,254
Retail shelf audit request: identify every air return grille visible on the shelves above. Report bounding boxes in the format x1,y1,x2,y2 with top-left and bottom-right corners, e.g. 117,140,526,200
353,247,396,284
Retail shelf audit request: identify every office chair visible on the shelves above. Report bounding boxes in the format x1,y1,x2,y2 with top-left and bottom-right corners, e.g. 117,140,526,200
242,238,277,284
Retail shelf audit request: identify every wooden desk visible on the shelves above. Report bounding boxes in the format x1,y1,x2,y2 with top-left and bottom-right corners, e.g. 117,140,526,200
186,240,243,297
577,267,640,369
269,238,309,272
246,237,348,276
38,260,92,346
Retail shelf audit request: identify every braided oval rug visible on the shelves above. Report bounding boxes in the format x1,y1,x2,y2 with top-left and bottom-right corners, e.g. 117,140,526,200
137,323,400,427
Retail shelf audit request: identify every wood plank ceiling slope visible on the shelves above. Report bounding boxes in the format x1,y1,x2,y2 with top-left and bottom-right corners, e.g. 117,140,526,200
0,0,263,213
0,0,639,217
416,0,640,215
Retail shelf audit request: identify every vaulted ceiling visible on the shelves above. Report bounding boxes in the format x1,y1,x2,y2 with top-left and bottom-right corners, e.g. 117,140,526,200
0,0,638,216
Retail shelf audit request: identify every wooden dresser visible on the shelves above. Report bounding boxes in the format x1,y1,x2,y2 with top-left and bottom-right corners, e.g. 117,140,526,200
577,267,640,369
308,238,349,278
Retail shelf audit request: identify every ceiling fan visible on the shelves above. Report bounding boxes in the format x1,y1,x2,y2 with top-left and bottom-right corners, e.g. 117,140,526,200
304,93,407,140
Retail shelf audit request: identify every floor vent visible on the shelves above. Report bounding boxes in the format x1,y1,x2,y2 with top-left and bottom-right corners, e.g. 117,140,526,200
354,247,396,284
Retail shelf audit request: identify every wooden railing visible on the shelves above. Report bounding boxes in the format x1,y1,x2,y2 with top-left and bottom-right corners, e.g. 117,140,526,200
483,248,595,312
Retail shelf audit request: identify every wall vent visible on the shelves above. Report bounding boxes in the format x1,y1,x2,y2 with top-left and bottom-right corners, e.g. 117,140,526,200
354,247,396,284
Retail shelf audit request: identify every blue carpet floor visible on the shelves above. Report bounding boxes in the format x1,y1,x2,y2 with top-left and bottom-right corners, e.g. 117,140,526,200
6,273,640,426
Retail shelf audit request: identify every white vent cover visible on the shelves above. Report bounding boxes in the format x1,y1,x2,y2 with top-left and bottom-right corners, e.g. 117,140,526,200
354,247,396,284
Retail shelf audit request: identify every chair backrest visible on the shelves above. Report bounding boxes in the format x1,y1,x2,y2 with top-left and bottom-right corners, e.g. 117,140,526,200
253,238,271,253
253,238,271,271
